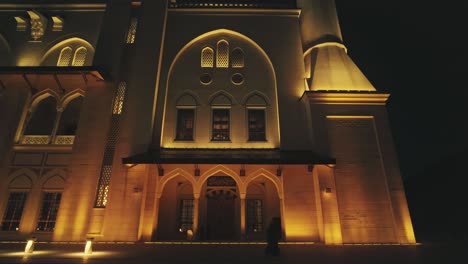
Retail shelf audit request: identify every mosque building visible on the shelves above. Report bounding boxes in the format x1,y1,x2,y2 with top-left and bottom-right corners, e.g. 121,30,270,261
0,0,416,244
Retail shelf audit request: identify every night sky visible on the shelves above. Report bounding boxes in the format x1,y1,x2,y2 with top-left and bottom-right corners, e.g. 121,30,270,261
335,1,468,241
336,1,467,180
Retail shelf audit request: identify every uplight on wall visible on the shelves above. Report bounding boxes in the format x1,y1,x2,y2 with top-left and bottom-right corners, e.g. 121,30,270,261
84,238,93,255
24,237,36,254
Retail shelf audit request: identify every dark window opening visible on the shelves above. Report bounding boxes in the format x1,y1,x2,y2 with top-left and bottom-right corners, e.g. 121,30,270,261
179,199,194,231
246,199,263,232
248,109,266,141
24,97,57,135
176,109,194,141
212,109,230,141
1,192,28,231
36,192,62,232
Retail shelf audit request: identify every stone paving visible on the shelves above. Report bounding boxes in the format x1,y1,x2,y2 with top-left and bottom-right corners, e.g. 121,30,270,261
0,241,460,264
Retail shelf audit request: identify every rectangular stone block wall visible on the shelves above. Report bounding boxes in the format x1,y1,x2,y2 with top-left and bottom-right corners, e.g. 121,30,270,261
326,116,397,243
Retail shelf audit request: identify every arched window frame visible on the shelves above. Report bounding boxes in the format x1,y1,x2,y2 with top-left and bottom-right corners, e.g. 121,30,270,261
244,93,269,142
216,40,229,68
71,47,87,66
201,47,214,68
54,94,84,144
19,91,84,145
231,48,245,68
57,46,72,66
175,93,198,141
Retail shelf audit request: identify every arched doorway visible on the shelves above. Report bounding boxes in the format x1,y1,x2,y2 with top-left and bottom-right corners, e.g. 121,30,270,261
245,176,281,241
157,176,194,241
201,176,239,240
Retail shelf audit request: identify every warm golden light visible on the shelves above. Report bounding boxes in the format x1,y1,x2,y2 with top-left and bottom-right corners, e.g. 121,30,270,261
84,239,93,255
24,239,35,254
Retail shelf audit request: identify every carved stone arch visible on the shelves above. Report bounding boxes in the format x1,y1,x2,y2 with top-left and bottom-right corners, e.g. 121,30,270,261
8,175,33,190
60,89,85,110
40,37,95,66
157,168,196,196
40,168,67,184
244,168,282,199
197,165,245,195
42,175,66,190
209,90,235,106
176,91,199,106
242,91,270,106
30,90,60,110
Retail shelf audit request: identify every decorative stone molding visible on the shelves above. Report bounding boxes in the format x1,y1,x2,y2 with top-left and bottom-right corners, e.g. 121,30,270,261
27,10,47,41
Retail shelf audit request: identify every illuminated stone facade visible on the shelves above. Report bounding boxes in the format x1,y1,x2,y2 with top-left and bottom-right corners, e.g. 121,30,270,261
0,0,415,244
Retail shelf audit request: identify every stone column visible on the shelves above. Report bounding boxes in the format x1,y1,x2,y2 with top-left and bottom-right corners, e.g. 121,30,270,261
193,195,200,239
240,194,246,240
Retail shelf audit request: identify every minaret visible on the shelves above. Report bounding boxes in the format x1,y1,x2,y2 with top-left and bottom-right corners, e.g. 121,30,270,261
297,0,376,92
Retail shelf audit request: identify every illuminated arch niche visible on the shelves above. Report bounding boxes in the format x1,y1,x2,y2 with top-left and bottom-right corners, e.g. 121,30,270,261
163,29,280,148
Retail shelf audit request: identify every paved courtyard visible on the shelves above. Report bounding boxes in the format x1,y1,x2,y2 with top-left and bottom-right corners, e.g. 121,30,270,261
0,241,460,264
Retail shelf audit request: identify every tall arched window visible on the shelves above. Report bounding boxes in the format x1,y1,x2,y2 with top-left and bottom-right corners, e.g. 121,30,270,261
57,47,72,66
55,96,83,144
201,47,214,68
245,94,268,141
216,40,229,68
22,96,57,144
231,48,244,68
71,47,87,66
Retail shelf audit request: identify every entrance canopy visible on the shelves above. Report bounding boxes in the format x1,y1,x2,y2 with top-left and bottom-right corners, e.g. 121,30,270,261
122,148,335,165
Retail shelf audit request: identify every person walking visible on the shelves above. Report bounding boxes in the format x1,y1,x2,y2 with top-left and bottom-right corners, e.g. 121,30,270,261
265,217,281,256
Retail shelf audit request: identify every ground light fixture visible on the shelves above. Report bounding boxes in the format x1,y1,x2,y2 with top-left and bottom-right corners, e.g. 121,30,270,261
84,237,94,255
24,237,36,254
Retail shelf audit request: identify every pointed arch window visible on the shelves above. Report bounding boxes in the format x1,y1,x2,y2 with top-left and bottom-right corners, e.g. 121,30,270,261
216,40,229,68
22,96,57,144
36,192,62,231
201,47,214,68
231,48,244,68
71,47,87,66
55,96,83,144
57,47,72,66
1,192,28,231
245,94,268,141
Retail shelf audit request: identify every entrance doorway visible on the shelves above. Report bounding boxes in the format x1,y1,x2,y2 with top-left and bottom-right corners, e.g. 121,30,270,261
204,176,238,240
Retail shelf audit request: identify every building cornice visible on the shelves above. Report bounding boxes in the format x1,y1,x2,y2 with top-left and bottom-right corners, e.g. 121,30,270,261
169,8,301,17
302,91,390,105
0,3,106,12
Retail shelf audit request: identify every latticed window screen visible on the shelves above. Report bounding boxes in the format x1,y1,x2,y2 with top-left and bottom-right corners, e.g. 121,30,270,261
71,47,87,66
94,81,127,208
231,48,244,68
246,199,263,232
212,109,230,141
57,47,72,66
126,17,138,44
176,109,194,141
179,199,194,230
113,82,127,115
1,192,28,231
201,47,214,68
216,40,229,68
36,192,62,231
248,109,266,141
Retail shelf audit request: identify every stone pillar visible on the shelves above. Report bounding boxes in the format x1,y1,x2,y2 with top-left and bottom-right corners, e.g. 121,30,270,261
150,194,161,241
240,194,246,240
193,196,199,238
